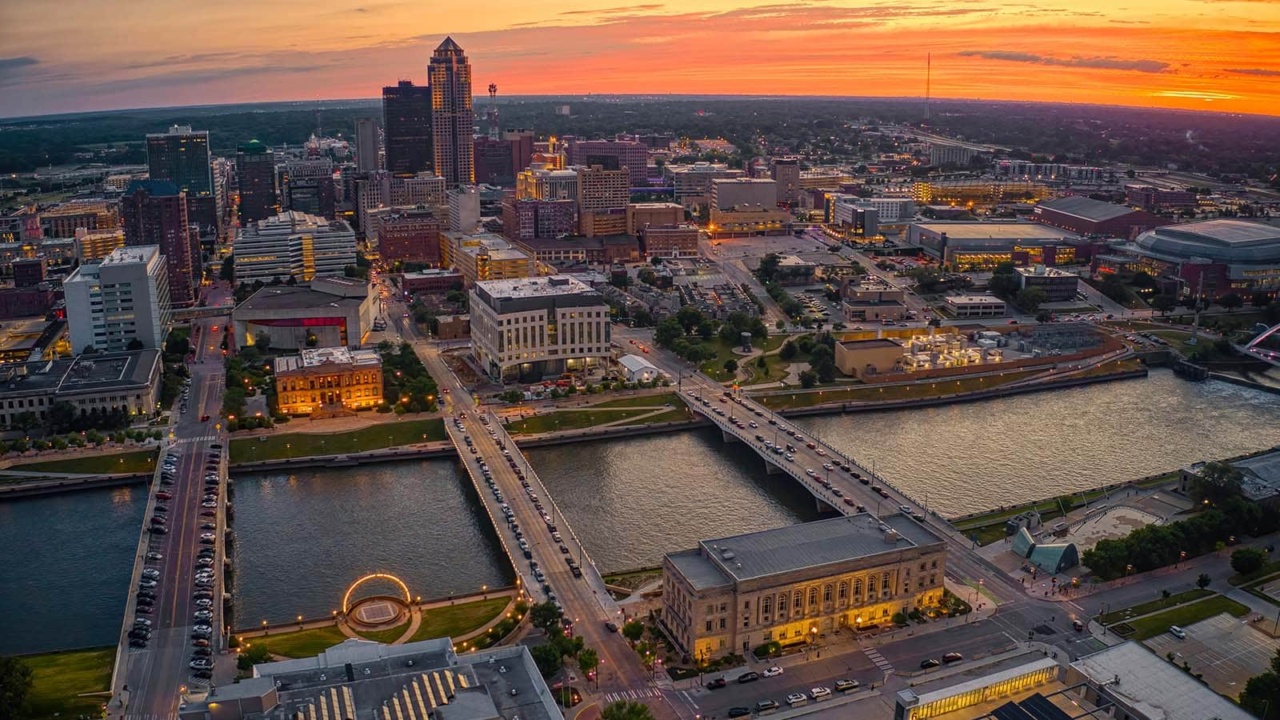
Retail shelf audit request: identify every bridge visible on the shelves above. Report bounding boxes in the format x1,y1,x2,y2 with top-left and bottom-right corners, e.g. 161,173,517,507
677,375,1024,605
1241,322,1280,368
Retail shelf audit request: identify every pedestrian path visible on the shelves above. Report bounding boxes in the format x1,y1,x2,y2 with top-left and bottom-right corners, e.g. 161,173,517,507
863,646,893,673
601,687,661,704
125,713,178,720
178,435,219,444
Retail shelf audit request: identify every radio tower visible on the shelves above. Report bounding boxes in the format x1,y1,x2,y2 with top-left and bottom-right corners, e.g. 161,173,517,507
924,53,932,122
487,83,500,140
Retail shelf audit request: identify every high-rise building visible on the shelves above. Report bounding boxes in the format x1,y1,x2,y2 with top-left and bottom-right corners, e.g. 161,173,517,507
355,118,380,173
64,245,172,353
236,139,278,224
470,275,610,382
501,193,576,242
280,159,336,219
505,129,535,177
120,180,199,307
382,81,432,175
377,208,442,266
428,37,475,185
567,139,648,187
516,165,579,201
474,137,516,186
771,157,800,205
576,165,629,237
146,125,213,197
447,185,481,233
233,211,357,284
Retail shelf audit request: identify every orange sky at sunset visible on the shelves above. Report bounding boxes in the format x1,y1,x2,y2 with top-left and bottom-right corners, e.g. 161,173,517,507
1,0,1278,117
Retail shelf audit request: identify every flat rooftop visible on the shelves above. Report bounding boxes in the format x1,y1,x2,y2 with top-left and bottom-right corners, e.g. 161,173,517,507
1037,195,1140,223
276,348,380,373
1072,642,1253,720
688,514,945,584
237,286,366,313
476,275,596,299
839,338,902,350
947,295,1006,304
914,222,1077,241
1014,266,1078,278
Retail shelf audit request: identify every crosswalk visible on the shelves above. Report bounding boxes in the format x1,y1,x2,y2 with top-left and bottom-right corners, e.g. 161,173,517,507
125,713,178,720
178,435,219,444
602,687,662,704
864,646,894,673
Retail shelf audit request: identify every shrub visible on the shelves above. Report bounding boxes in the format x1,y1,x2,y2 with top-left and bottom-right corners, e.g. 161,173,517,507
753,641,782,659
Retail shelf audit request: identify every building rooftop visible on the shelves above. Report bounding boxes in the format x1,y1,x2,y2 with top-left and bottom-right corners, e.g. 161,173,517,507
1134,219,1280,265
839,338,901,350
475,275,595,299
618,354,659,373
690,514,944,584
1187,448,1280,502
237,286,368,314
913,222,1078,241
276,348,380,374
1014,265,1078,278
1071,642,1253,720
0,349,160,396
947,295,1006,304
1037,196,1140,223
101,245,160,266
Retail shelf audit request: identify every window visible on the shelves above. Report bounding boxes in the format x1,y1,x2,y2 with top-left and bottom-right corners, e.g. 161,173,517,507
823,584,832,603
882,575,890,591
762,596,772,615
793,594,802,611
853,579,863,597
807,587,818,607
719,603,727,613
838,582,847,600
931,560,938,569
707,604,714,615
720,618,727,630
705,620,712,632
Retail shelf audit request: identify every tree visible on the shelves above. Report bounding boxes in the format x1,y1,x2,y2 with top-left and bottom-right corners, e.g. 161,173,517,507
1241,650,1280,719
578,648,599,679
756,253,781,284
799,370,818,388
723,358,738,373
778,340,797,361
654,317,683,348
808,344,836,383
531,643,564,678
530,601,563,633
1196,572,1212,589
697,319,715,341
0,655,33,719
237,643,271,670
1219,293,1244,312
1252,291,1273,309
1189,461,1244,506
1150,295,1177,315
621,620,644,643
637,267,658,286
1232,547,1267,576
602,701,656,720
1014,287,1048,312
676,305,704,334
220,255,235,282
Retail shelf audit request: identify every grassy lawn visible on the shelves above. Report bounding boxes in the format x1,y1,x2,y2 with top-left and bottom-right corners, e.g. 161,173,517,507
756,369,1042,411
590,393,681,409
9,449,158,475
22,647,114,720
1230,560,1280,587
1097,589,1214,625
253,625,349,658
700,335,789,383
357,624,410,644
616,407,694,426
409,597,510,643
1120,594,1249,641
603,567,663,590
229,418,446,463
505,409,651,435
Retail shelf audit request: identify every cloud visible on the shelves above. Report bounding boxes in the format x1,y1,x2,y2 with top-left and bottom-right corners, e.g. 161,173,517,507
0,56,39,72
560,4,664,16
1225,68,1280,77
958,50,1172,73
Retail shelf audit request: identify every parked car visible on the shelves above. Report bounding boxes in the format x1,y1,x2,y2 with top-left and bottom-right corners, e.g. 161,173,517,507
727,708,751,718
737,671,759,684
1169,625,1187,639
762,665,783,678
835,679,859,692
705,678,726,689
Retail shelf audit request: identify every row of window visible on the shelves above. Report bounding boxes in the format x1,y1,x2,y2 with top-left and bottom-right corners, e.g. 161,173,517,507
278,373,380,391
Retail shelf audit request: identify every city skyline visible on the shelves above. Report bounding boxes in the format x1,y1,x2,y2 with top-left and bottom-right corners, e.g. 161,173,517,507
1,0,1279,119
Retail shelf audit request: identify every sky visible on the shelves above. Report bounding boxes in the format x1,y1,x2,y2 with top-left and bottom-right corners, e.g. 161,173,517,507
1,0,1279,118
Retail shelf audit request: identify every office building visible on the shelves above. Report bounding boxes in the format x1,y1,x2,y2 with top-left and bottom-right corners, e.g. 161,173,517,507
1068,642,1253,720
401,268,464,295
233,276,376,350
64,245,171,353
274,347,383,416
39,201,119,238
470,275,611,382
827,195,915,225
576,165,629,237
12,258,46,288
1125,184,1197,212
927,142,979,166
146,125,213,197
233,211,357,283
841,282,907,323
355,172,448,236
771,157,800,205
120,179,200,307
501,194,576,242
567,139,648,187
236,139,278,224
75,228,126,263
516,166,579,201
710,178,776,212
280,159,337,220
177,637,565,720
638,225,700,258
907,222,1081,269
429,37,474,185
626,202,684,235
448,185,481,233
944,294,1007,318
668,163,745,208
441,232,535,287
660,514,946,661
0,350,163,428
382,81,432,176
1032,195,1170,239
376,208,442,265
475,129,536,187
912,179,1048,206
1015,265,1079,302
355,117,380,173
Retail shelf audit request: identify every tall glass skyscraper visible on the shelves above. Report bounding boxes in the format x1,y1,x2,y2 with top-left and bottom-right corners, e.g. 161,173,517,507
428,37,475,186
382,81,432,175
146,125,212,196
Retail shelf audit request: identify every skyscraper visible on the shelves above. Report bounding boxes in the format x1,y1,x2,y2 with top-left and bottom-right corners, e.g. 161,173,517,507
236,139,277,224
382,81,432,175
120,180,199,307
355,118,380,173
146,125,213,196
428,37,474,186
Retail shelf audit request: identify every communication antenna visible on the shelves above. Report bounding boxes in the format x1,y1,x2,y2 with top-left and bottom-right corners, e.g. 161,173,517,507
487,83,500,140
924,53,932,122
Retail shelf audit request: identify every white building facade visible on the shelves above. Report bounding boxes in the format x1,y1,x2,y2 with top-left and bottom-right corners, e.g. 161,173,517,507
470,275,611,382
64,245,172,353
234,211,357,283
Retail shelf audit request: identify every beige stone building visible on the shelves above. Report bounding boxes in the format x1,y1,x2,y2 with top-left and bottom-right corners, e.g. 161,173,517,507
834,338,904,378
661,514,947,661
274,347,384,417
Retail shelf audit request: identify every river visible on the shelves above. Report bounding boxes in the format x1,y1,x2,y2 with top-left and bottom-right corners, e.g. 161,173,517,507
4,370,1277,653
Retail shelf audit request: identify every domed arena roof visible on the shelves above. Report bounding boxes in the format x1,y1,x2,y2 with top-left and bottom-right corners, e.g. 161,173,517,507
1133,220,1280,265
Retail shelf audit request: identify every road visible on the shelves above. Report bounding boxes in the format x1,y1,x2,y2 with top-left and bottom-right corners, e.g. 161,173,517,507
392,310,672,715
115,308,229,720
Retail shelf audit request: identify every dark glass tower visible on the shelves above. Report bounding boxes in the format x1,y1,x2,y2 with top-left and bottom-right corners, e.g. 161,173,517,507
236,139,278,225
382,80,433,175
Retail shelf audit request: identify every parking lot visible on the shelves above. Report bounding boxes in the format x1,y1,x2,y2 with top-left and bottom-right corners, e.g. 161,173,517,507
1145,612,1280,699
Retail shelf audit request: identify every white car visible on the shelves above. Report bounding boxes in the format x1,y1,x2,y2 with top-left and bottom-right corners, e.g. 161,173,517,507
786,693,807,706
810,687,832,700
762,665,783,678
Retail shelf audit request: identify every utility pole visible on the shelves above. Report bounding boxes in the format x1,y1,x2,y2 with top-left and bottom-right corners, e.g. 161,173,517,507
1188,266,1206,346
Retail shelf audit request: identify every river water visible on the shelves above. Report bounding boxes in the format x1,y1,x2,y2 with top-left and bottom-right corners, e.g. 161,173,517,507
4,370,1278,654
